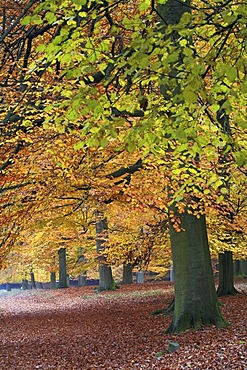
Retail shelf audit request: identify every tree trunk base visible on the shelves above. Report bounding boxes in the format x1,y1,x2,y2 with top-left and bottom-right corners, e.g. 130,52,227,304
217,251,238,297
165,308,228,334
152,298,175,316
217,286,239,297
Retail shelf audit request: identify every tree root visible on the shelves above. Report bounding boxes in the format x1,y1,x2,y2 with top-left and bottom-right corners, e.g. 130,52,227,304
152,298,174,316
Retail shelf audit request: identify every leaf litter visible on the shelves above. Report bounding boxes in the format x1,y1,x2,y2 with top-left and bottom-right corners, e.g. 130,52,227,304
0,281,246,369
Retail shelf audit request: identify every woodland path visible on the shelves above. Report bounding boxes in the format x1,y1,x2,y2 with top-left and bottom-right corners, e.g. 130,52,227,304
0,281,246,369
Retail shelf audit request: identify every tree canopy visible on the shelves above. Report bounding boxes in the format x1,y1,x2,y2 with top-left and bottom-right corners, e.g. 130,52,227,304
0,0,246,332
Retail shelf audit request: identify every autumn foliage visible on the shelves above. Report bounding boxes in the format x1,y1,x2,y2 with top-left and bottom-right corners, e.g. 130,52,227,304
0,0,246,335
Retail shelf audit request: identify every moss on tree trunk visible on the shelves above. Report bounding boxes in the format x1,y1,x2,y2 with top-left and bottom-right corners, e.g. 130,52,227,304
167,210,228,333
156,0,228,334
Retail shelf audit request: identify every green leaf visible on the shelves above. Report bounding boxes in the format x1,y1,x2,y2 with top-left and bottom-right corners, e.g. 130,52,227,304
45,12,57,24
210,104,220,113
180,12,192,26
126,142,136,153
100,138,108,148
32,15,43,25
74,141,84,150
220,187,228,194
21,16,31,26
66,109,79,121
182,87,198,104
225,66,237,82
138,0,150,12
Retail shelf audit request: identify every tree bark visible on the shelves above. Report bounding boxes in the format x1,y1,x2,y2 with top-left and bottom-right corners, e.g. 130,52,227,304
30,270,36,289
167,210,227,332
22,278,28,290
122,263,133,284
78,274,87,287
58,248,69,288
217,251,238,296
50,271,56,289
95,212,115,291
234,260,247,276
157,0,227,333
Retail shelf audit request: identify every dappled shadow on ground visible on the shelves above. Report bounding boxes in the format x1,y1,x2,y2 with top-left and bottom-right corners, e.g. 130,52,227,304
0,281,246,369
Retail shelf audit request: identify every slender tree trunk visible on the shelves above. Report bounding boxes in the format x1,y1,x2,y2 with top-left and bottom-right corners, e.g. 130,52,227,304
95,212,115,291
50,271,56,289
234,260,241,275
217,251,238,296
122,263,133,284
167,210,227,333
237,260,247,276
6,282,11,291
58,248,69,288
22,278,28,290
78,274,87,287
30,270,36,289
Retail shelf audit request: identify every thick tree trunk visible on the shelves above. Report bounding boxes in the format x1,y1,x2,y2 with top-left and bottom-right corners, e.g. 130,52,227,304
50,271,56,289
122,263,133,284
167,210,227,333
217,251,238,296
157,0,227,333
58,248,69,288
95,213,115,291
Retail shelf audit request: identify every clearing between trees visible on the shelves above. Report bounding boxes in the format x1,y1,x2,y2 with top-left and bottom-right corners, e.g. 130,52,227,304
0,281,246,370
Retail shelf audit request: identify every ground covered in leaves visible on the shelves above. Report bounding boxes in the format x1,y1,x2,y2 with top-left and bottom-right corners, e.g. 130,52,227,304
0,280,246,369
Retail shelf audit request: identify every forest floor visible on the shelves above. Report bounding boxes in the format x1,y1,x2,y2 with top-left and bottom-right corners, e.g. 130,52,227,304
0,280,246,370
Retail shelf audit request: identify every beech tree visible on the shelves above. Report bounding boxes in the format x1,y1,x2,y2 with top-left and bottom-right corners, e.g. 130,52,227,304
1,0,246,332
156,0,226,332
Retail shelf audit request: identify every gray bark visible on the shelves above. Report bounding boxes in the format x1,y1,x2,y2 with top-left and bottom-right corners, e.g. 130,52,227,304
58,248,69,288
234,260,247,276
168,209,226,332
158,0,227,332
50,271,56,289
22,278,28,290
30,270,36,289
78,274,87,286
95,213,115,291
122,263,133,284
217,251,238,296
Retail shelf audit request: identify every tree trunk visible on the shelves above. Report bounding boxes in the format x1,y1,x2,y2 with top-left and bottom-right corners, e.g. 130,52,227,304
95,213,115,291
167,210,227,333
122,263,133,284
157,0,227,333
234,260,247,276
217,251,238,296
6,282,11,291
78,274,87,287
50,272,56,289
58,248,69,288
22,278,28,290
30,270,36,289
